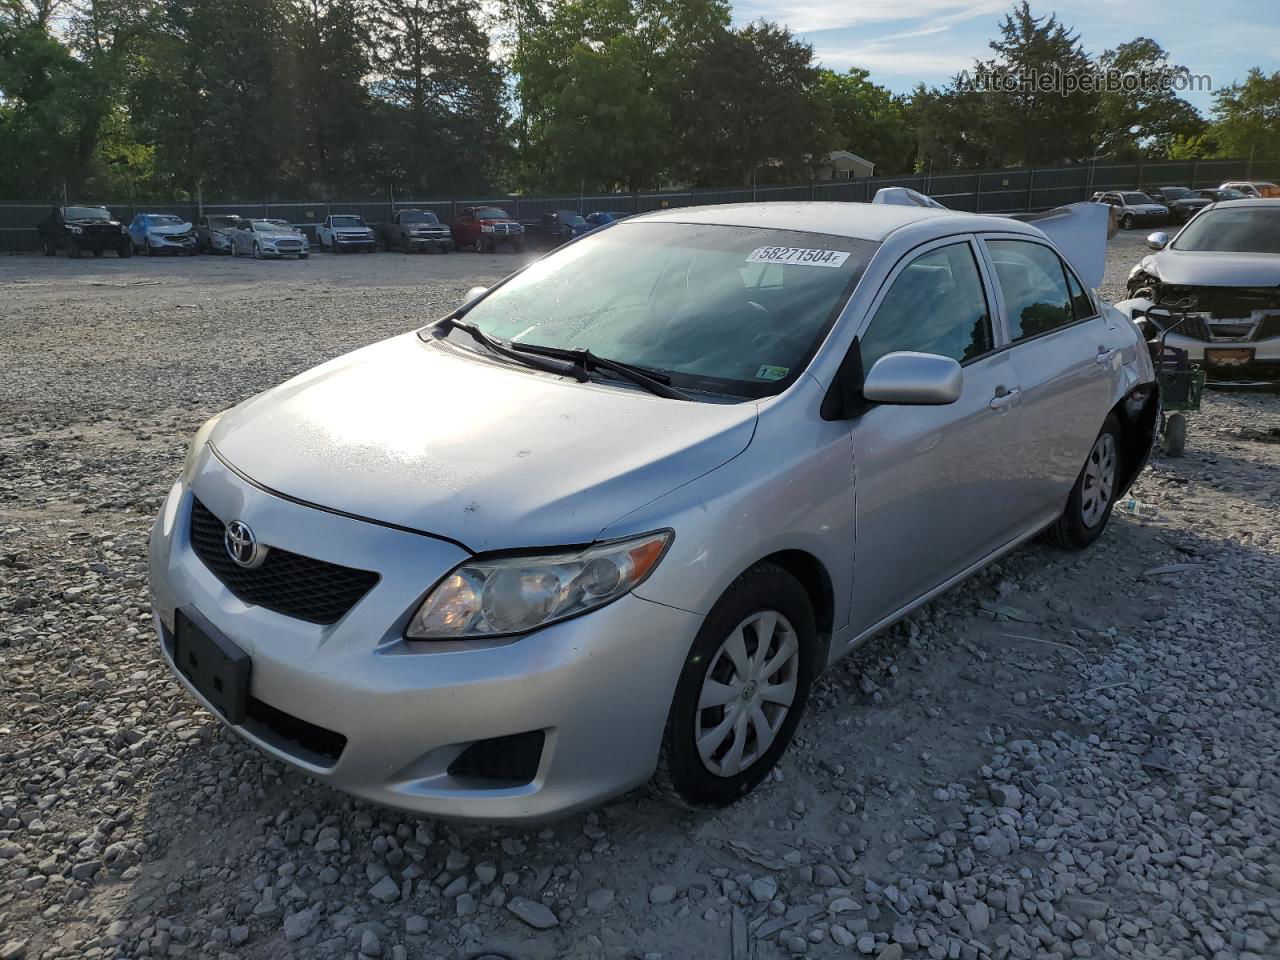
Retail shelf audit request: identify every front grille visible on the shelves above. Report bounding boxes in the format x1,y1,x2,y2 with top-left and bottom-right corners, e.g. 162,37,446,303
1167,315,1213,340
273,239,303,248
246,696,347,765
448,731,545,784
1256,314,1280,340
188,498,378,625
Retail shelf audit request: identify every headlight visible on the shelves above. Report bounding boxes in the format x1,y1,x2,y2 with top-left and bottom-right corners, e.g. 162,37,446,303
406,531,672,640
120,225,128,234
181,413,224,483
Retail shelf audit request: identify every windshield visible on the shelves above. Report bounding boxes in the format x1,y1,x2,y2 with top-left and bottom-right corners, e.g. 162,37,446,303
149,215,184,226
1219,190,1247,199
1161,188,1192,200
556,211,586,225
1123,193,1154,205
207,216,238,228
1173,208,1280,254
65,206,111,220
454,221,876,399
255,220,295,233
331,216,365,227
474,207,510,220
401,212,439,224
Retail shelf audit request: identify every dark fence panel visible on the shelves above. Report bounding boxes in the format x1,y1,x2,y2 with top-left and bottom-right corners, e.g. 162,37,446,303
4,157,1278,252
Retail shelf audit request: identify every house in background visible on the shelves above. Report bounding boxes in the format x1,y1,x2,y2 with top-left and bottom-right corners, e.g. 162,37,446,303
818,150,876,181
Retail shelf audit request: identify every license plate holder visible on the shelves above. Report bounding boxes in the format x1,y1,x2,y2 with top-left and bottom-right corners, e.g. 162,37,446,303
1205,347,1254,368
174,610,251,724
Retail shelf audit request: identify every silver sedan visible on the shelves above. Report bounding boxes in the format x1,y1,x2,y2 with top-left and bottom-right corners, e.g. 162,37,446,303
149,202,1157,821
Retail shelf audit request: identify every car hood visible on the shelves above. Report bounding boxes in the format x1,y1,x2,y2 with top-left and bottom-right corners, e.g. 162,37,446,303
1145,249,1280,287
149,222,192,235
209,333,758,552
334,227,372,233
69,218,120,228
259,230,303,238
475,218,519,226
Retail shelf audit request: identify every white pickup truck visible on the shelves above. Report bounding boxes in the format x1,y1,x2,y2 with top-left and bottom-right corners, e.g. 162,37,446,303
316,214,377,253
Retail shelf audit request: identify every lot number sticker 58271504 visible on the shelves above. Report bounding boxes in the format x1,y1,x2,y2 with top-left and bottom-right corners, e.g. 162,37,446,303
747,246,851,268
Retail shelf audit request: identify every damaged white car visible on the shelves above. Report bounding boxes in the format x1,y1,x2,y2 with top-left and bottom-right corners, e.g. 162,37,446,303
1119,199,1280,380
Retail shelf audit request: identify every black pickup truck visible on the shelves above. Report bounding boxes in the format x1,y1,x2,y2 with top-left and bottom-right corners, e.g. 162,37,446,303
37,205,132,258
376,210,453,253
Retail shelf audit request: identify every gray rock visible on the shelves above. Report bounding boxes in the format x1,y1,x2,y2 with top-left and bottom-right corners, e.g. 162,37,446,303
587,888,615,911
359,928,381,957
650,884,678,905
404,915,429,935
966,900,990,933
750,877,778,903
283,907,320,942
507,896,559,929
368,875,400,904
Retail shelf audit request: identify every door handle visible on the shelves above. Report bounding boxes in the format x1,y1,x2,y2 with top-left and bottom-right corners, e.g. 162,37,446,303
989,386,1020,410
1096,347,1118,364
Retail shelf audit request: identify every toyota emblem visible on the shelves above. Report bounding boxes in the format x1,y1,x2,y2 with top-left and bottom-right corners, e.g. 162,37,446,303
224,520,267,569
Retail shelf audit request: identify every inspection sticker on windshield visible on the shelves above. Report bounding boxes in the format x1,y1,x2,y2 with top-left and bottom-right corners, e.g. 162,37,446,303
755,364,790,381
747,246,850,268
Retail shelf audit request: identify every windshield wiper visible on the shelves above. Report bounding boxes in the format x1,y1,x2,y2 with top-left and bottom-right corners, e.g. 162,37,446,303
434,318,587,381
510,343,691,401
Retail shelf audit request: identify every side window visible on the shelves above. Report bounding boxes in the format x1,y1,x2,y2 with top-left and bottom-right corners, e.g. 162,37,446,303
859,242,994,376
1064,263,1095,319
987,240,1076,341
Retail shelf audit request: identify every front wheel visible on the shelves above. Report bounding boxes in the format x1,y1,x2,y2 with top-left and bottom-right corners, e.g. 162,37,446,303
1044,414,1123,549
654,562,815,809
67,239,81,259
1120,213,1135,230
42,239,55,256
118,242,132,258
253,243,263,259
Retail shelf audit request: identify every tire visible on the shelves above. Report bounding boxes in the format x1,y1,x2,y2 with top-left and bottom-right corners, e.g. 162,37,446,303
253,243,263,260
1120,213,1134,230
513,239,527,253
118,243,132,258
653,562,816,809
146,239,157,256
1044,414,1123,549
92,247,104,257
1164,413,1187,457
42,239,55,257
440,244,451,254
67,239,81,259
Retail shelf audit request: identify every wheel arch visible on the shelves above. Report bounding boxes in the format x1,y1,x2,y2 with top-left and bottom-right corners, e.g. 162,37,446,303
754,549,835,673
1110,382,1159,496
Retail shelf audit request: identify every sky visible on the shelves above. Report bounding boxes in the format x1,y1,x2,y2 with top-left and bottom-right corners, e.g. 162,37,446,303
731,0,1280,116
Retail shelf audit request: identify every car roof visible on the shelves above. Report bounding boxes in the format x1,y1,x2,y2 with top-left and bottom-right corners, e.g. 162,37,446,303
629,201,1044,242
1207,198,1280,209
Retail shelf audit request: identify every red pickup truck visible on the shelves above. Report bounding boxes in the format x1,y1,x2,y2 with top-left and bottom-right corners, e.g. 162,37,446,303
450,206,526,253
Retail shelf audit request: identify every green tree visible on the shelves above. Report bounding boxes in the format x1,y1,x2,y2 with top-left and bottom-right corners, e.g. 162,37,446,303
1094,38,1204,159
369,0,510,195
1208,68,1280,161
513,0,730,191
814,68,914,175
671,21,831,187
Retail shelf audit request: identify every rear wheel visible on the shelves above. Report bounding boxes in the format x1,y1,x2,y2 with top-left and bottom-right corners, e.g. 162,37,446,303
118,242,132,258
42,239,55,256
1045,414,1122,549
67,239,81,259
654,562,815,809
1120,213,1135,230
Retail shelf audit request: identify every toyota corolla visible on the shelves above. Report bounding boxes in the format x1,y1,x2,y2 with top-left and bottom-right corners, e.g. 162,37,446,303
149,201,1157,821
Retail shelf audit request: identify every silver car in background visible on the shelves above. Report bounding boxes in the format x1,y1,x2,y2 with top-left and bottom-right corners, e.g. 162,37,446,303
230,218,309,259
149,202,1157,821
1119,199,1280,379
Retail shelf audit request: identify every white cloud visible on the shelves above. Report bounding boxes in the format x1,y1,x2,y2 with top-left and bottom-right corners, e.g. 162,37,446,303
733,0,999,35
813,44,975,77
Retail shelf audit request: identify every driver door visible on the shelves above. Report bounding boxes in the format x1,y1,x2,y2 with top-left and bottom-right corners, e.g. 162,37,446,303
848,237,1031,635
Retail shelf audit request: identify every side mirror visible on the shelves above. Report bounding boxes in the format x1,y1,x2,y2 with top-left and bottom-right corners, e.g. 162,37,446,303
460,285,488,309
863,352,963,405
1146,231,1169,250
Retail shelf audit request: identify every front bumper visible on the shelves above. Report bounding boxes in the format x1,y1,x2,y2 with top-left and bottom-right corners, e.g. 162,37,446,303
1115,298,1280,378
147,460,701,821
404,235,452,249
334,235,377,249
1121,210,1169,226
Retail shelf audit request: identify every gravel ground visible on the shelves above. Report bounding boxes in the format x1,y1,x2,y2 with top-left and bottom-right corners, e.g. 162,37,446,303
2,231,1279,960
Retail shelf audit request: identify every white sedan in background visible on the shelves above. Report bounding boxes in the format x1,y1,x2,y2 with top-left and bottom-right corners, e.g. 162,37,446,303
230,219,309,260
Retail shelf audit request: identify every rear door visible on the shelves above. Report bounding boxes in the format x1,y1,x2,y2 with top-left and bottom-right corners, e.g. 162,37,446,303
978,234,1119,521
848,236,1029,633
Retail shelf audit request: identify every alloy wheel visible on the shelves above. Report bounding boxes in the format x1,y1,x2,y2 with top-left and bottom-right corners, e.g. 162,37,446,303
1080,432,1117,527
695,610,800,777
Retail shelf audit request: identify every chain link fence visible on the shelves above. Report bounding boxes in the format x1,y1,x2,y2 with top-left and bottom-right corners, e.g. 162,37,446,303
4,157,1278,252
